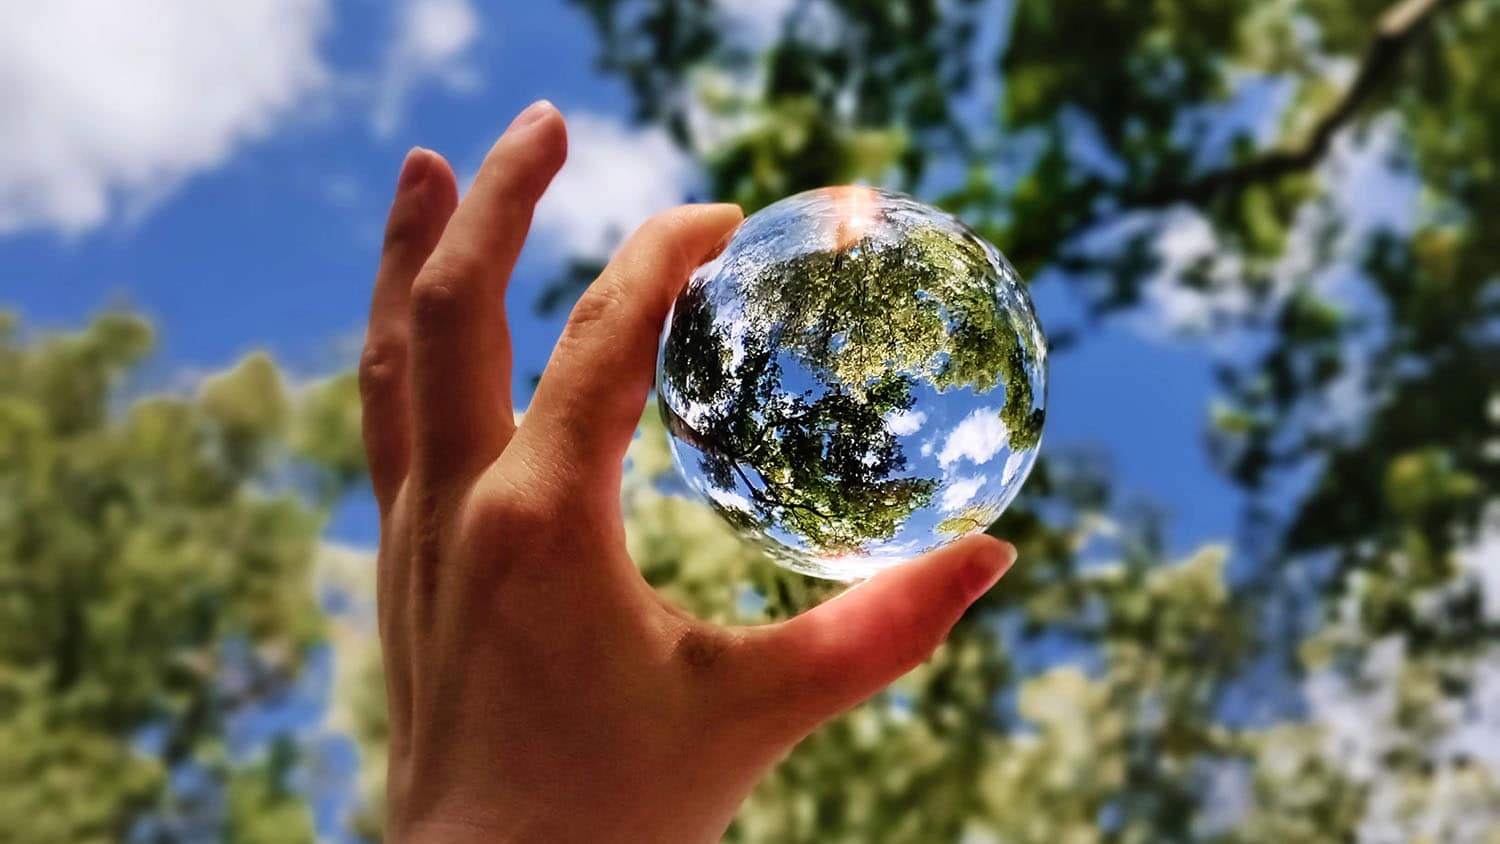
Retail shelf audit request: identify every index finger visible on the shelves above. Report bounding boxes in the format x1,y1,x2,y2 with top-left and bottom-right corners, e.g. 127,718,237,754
407,101,567,484
360,148,459,515
513,203,743,493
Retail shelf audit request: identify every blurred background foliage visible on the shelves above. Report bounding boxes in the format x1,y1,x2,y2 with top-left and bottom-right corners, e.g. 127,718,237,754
4,0,1499,840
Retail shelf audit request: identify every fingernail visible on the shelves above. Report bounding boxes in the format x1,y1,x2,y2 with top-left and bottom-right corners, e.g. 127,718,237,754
507,99,555,133
397,147,429,192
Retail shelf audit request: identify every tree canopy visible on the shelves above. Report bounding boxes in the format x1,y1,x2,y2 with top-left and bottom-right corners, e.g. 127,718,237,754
0,314,367,841
8,0,1500,840
571,0,1500,837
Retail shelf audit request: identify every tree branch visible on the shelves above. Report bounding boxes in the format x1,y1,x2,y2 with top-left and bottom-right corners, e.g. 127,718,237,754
737,463,830,519
1127,0,1454,208
660,399,833,519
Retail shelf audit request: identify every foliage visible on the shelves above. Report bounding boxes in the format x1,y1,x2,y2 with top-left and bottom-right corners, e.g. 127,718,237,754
561,0,1500,839
8,0,1500,840
0,314,358,842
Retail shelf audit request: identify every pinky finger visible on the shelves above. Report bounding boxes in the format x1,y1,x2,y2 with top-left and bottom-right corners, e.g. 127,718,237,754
360,147,459,516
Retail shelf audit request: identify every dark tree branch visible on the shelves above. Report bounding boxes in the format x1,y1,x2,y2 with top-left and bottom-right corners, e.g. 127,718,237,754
739,463,832,520
660,398,833,519
1127,0,1454,208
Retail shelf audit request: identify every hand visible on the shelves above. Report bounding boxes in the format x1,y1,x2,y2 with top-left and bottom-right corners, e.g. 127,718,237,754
360,100,1016,843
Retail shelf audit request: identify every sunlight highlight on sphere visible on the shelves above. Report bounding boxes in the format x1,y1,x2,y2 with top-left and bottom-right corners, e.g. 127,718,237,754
657,187,1047,581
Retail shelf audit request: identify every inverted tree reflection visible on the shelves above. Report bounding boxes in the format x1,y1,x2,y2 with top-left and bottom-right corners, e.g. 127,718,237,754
660,187,1045,561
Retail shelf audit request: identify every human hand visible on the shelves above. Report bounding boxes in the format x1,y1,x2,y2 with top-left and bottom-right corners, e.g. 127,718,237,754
360,100,1016,843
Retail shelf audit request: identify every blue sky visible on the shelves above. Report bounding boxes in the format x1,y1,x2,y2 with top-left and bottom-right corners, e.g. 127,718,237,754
16,3,1492,840
0,0,1241,556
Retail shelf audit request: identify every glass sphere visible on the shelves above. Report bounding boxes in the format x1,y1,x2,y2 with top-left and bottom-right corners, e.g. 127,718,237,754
657,186,1047,581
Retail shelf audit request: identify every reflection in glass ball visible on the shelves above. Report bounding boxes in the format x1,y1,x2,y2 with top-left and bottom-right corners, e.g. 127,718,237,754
657,187,1047,581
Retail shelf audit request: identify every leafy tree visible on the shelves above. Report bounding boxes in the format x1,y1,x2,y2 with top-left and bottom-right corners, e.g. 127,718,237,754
12,0,1500,840
556,0,1500,839
702,191,1043,399
0,313,358,842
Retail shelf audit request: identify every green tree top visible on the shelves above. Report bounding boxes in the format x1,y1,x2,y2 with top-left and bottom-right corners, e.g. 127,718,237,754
0,313,361,843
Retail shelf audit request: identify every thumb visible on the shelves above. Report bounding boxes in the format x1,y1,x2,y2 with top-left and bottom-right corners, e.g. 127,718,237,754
749,534,1015,733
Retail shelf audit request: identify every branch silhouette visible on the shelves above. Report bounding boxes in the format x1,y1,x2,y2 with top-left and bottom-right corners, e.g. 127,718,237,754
1129,0,1454,208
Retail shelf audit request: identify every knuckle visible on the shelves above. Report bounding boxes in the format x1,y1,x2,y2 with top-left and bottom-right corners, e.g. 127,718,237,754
639,208,696,263
636,209,679,240
469,480,563,542
482,150,562,206
491,165,549,204
642,204,696,232
637,212,693,268
357,338,406,397
458,490,564,585
409,267,469,329
562,282,627,342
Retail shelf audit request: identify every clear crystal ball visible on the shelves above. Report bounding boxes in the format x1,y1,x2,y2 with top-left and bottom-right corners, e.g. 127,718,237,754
657,187,1047,581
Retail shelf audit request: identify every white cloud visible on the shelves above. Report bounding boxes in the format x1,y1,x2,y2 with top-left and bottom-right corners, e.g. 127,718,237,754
1001,449,1032,486
1109,115,1414,351
884,409,927,437
532,112,696,259
705,485,754,514
939,476,985,512
0,0,333,235
936,408,1009,468
1125,208,1252,342
372,0,480,137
